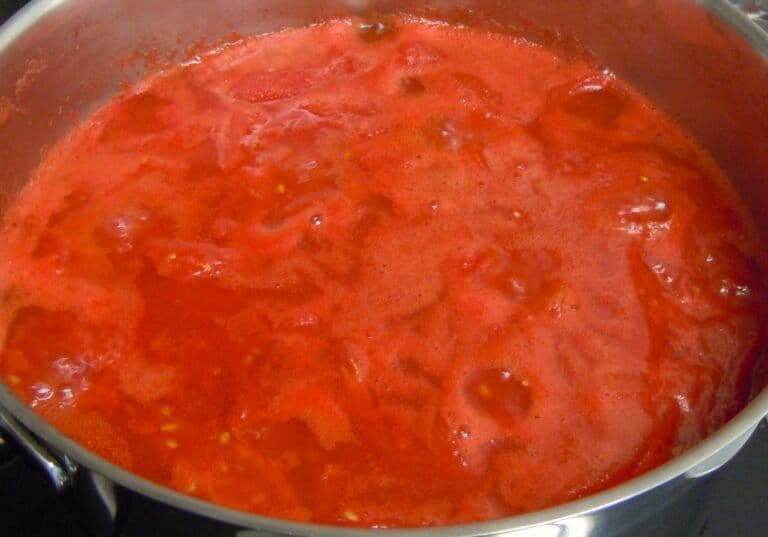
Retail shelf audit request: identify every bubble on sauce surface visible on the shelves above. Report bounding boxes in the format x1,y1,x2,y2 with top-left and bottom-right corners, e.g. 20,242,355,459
695,241,765,313
397,41,445,67
589,174,682,237
96,209,151,254
29,381,54,406
650,262,676,287
449,72,502,111
437,119,465,151
562,80,629,127
464,368,532,426
532,78,635,160
489,249,561,304
424,115,490,154
52,355,90,381
615,191,672,234
24,368,90,409
245,127,341,217
456,248,562,314
356,17,398,43
400,77,426,95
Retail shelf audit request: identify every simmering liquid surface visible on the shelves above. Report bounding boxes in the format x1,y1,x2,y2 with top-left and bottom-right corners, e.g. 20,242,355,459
0,16,765,527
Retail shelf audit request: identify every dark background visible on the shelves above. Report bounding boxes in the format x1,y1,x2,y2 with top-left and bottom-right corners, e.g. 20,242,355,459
0,0,766,536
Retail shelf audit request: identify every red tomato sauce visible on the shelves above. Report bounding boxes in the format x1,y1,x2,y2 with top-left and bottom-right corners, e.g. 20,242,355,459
0,16,766,527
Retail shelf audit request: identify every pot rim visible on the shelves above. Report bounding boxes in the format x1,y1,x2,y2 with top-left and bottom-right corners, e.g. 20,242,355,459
0,0,767,535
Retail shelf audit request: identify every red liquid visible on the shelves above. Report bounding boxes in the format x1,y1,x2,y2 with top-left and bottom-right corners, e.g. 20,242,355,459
0,16,765,527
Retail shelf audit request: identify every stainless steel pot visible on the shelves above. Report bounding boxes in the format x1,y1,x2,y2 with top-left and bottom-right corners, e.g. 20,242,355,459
0,1,767,536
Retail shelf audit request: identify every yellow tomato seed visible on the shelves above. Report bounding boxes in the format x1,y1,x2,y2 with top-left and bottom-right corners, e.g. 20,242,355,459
7,374,21,385
276,183,286,194
478,384,491,397
343,510,360,521
160,405,173,417
161,423,179,433
219,431,231,444
165,439,179,449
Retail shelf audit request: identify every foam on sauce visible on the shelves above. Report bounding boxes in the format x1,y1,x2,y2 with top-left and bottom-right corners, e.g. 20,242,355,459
0,16,766,527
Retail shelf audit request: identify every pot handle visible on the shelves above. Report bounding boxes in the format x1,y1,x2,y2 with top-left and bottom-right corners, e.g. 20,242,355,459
0,407,122,537
0,406,73,490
